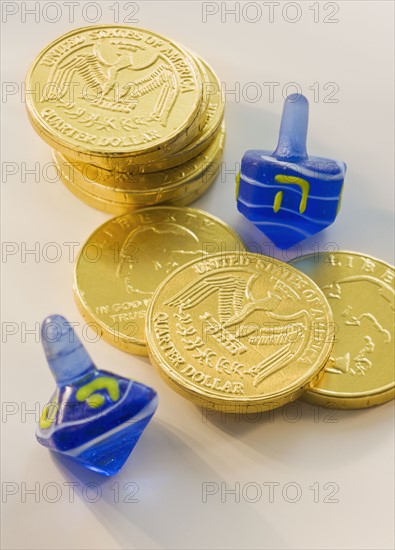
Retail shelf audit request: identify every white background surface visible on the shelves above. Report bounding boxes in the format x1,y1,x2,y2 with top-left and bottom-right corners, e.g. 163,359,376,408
1,1,394,549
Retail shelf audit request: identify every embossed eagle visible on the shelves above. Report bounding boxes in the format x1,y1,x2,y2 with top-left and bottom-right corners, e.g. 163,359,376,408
165,272,286,327
165,271,311,386
48,40,178,126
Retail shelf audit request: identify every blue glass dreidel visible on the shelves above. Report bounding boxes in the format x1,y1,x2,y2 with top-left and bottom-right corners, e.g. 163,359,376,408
236,94,346,249
36,315,158,476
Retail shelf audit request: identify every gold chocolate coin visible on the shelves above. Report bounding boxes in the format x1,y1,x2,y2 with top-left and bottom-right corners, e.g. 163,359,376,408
74,208,246,354
57,159,221,215
53,124,225,203
81,55,225,174
146,252,334,412
26,26,204,167
291,252,395,408
55,126,224,214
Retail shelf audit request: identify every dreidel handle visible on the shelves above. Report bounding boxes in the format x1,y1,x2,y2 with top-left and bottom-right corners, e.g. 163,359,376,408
273,94,309,162
41,315,95,386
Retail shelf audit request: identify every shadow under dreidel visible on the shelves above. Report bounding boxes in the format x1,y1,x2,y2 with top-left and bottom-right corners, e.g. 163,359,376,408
52,420,286,550
331,203,395,264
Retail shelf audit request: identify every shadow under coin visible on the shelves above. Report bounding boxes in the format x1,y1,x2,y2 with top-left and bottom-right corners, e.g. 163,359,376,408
200,399,394,471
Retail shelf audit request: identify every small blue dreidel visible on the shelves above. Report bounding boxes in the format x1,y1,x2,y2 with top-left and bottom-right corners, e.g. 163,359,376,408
236,94,346,249
36,315,158,476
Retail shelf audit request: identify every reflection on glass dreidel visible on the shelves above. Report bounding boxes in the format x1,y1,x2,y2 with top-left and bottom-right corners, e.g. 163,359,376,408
36,315,158,476
236,94,346,249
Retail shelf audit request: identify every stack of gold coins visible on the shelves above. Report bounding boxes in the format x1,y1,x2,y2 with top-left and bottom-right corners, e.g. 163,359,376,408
25,25,225,213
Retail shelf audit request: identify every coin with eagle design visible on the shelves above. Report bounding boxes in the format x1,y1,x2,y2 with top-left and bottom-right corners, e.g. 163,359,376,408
146,252,334,412
26,25,205,167
55,55,224,175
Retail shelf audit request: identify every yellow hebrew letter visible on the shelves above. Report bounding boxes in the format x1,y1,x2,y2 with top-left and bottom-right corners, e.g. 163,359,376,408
273,175,310,214
76,377,120,409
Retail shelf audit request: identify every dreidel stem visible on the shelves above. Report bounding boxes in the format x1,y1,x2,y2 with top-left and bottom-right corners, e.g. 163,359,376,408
41,315,95,386
273,94,309,162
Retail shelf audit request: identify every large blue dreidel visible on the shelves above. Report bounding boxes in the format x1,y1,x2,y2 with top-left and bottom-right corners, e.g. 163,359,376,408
36,315,158,476
236,94,346,249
